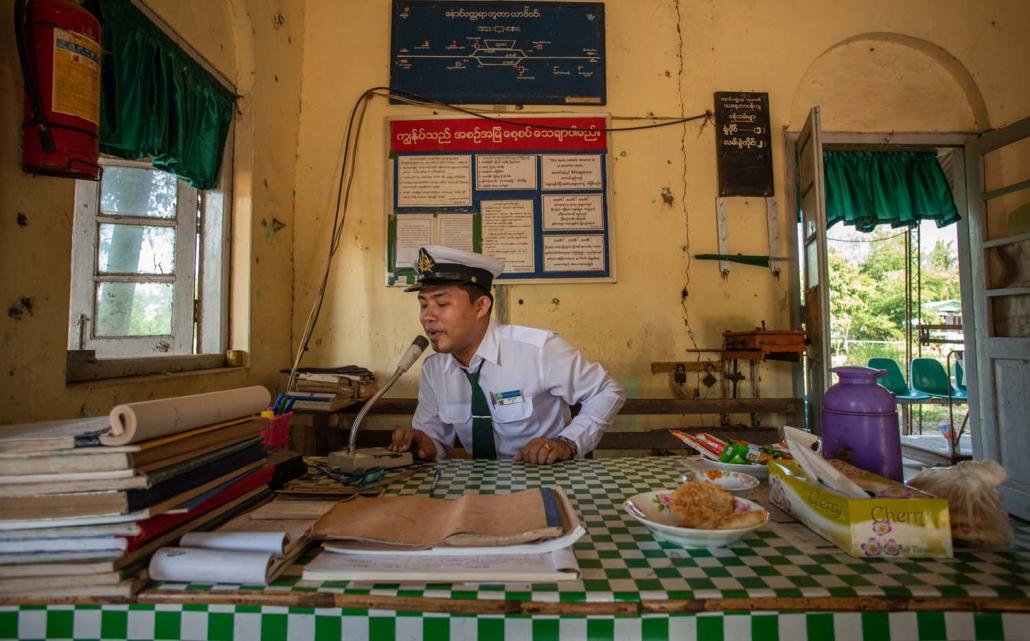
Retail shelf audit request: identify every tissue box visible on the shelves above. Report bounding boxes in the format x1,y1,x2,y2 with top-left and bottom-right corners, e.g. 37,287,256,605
768,460,952,558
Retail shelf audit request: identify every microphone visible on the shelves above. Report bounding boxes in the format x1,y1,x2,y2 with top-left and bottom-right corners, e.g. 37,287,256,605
396,336,430,374
330,335,429,470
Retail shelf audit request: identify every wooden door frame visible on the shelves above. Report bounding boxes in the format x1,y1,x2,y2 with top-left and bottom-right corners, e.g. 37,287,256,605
963,117,1030,465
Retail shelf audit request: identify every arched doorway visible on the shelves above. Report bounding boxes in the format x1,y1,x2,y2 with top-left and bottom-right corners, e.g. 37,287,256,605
786,33,1030,517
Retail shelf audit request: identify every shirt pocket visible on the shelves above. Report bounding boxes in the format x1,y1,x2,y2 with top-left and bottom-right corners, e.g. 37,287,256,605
439,403,471,426
491,396,534,423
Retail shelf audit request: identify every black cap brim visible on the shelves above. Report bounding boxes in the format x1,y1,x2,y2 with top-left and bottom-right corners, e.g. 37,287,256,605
404,278,463,293
405,264,494,293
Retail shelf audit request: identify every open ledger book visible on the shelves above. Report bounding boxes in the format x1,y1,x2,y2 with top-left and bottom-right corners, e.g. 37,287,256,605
312,487,579,548
303,486,584,582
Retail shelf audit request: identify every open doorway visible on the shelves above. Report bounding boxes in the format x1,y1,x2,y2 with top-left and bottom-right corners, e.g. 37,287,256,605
826,214,970,461
790,112,1030,518
786,113,975,468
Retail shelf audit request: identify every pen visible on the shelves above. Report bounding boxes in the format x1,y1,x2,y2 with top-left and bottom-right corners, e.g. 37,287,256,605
429,464,442,498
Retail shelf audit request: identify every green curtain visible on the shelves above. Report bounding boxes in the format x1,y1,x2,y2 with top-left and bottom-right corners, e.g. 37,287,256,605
823,151,961,232
97,0,234,189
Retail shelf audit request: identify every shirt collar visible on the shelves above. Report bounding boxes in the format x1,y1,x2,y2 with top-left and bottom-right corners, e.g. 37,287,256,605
443,320,500,373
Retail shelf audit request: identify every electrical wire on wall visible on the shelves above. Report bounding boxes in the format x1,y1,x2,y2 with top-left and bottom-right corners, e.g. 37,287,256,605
285,89,373,392
286,87,713,391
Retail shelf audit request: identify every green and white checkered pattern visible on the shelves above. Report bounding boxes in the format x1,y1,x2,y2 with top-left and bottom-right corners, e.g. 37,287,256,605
158,458,1030,602
2,606,1026,640
2,458,1028,640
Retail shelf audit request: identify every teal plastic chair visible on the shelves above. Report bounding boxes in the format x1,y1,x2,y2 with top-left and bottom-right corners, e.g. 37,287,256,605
910,358,956,399
951,359,969,401
867,357,930,401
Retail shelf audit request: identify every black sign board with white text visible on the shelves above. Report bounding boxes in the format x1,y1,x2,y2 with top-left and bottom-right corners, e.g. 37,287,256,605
714,92,774,197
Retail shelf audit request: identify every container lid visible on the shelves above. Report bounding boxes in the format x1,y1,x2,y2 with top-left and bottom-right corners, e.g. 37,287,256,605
824,366,896,413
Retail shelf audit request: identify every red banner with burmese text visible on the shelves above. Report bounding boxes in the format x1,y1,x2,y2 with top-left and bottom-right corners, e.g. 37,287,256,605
390,117,608,153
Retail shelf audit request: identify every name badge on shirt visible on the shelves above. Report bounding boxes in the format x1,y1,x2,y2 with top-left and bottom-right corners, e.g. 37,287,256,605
492,390,524,406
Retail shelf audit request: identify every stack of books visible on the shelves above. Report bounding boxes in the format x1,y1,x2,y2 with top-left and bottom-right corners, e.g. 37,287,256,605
287,368,375,411
0,387,276,599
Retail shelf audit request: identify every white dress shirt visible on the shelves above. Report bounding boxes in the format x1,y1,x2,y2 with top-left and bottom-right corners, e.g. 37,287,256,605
412,322,626,459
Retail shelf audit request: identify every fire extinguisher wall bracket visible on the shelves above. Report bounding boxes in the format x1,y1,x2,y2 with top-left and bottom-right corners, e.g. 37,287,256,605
16,0,102,180
14,0,56,153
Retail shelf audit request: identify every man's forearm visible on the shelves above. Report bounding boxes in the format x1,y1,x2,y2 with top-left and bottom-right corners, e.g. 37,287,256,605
558,377,626,456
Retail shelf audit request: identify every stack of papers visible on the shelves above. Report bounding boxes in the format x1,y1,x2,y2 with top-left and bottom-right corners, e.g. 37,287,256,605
303,547,579,583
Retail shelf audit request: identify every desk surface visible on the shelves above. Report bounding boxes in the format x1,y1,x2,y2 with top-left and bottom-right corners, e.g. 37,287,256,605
4,457,1029,641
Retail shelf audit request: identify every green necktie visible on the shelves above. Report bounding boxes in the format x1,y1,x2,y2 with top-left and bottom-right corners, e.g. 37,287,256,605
463,365,497,459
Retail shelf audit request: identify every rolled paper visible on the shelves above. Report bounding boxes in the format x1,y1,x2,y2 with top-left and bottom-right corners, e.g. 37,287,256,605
149,547,275,584
179,531,289,556
103,386,271,446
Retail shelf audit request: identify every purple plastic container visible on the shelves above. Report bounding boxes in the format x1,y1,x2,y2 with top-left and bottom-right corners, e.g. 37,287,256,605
821,366,902,481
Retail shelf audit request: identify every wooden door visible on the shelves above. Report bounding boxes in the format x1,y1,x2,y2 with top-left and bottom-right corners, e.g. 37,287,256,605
797,106,831,433
965,116,1030,518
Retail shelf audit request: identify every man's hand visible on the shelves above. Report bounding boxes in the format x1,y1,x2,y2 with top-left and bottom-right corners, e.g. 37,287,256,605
388,427,439,460
513,437,574,465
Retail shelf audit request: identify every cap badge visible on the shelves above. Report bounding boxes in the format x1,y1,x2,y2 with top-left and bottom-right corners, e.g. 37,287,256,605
416,248,435,274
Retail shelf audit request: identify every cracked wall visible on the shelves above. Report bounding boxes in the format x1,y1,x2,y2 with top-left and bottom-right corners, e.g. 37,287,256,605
0,0,303,421
291,0,1028,419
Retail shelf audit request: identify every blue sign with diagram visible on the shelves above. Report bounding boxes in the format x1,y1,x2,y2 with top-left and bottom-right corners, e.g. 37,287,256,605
391,1,606,105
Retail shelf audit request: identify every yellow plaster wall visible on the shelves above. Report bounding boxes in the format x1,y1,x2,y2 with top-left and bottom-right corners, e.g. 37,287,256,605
0,0,302,422
292,0,1030,408
3,0,1028,424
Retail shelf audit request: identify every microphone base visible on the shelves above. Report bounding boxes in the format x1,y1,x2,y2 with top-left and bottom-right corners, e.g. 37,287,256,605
328,447,413,473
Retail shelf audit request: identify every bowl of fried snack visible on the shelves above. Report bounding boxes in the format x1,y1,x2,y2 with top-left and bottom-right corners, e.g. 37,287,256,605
625,481,769,548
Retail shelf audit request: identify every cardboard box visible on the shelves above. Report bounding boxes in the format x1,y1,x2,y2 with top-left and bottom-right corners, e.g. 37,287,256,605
768,459,952,558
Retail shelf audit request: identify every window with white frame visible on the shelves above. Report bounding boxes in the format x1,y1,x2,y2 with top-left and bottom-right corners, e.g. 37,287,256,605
68,156,230,364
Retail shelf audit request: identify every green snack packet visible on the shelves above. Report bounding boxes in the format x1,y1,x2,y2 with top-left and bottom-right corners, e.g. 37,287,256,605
718,441,751,464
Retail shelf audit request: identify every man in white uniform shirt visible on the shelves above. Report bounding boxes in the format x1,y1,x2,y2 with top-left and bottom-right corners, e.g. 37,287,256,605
388,245,625,464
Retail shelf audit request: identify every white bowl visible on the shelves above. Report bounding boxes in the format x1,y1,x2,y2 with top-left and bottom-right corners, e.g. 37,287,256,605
679,469,760,493
682,455,769,480
624,490,768,549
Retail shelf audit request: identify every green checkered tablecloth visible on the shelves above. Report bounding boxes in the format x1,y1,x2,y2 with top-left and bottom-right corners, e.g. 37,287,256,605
3,457,1029,640
4,607,1027,641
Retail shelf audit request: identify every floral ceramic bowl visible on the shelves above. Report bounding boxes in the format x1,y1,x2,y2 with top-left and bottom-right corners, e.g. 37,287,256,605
682,455,769,480
624,490,768,548
678,469,760,493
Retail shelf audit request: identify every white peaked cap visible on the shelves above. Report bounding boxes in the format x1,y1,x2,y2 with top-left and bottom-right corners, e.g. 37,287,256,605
405,245,505,292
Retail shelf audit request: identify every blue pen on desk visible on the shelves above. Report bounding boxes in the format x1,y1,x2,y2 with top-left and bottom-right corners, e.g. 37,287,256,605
429,464,442,498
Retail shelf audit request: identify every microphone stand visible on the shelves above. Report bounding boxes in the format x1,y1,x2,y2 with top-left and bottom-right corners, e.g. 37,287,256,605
346,368,403,456
328,336,428,472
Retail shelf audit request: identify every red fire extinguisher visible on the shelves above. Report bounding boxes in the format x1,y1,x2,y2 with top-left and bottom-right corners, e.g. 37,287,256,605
15,0,102,180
